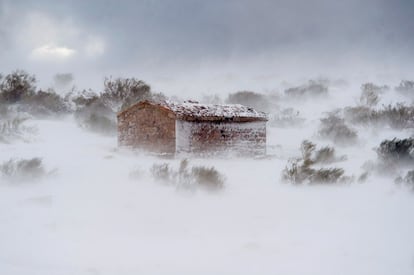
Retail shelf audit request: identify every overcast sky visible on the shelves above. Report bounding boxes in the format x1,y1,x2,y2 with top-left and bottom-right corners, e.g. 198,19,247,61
0,0,413,94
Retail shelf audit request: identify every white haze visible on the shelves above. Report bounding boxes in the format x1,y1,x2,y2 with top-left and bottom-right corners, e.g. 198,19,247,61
1,81,414,274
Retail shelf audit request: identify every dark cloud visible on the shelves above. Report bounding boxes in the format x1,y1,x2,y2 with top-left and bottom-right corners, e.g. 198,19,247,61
1,0,413,91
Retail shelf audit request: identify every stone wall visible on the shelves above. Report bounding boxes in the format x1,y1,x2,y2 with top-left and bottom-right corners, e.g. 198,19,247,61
176,120,266,156
117,103,176,153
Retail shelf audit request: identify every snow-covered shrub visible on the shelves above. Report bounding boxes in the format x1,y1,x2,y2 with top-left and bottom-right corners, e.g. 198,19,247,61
0,117,28,143
395,80,414,98
0,70,36,104
191,166,225,191
151,163,173,183
73,77,165,135
318,112,357,145
101,77,166,112
359,83,388,107
344,104,414,129
282,140,348,184
284,79,328,98
151,159,225,191
22,88,69,116
0,158,46,182
376,138,414,164
0,70,69,117
0,107,36,143
395,170,414,191
74,98,117,136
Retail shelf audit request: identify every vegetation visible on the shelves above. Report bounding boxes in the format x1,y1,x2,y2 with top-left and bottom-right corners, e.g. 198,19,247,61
395,170,414,191
0,70,69,116
344,103,414,129
151,159,225,191
0,117,32,143
359,83,388,107
282,140,348,184
318,112,358,145
284,79,328,98
0,70,166,135
395,80,414,98
376,138,414,164
74,97,117,136
0,158,46,182
101,76,166,112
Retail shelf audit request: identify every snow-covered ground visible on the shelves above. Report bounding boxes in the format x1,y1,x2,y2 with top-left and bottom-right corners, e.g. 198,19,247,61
0,89,414,275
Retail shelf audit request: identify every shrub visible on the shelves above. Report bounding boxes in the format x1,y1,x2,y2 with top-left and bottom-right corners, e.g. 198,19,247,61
74,99,117,136
0,158,46,182
284,79,328,98
318,112,358,145
0,117,26,143
0,71,69,117
191,166,225,191
380,104,414,129
0,114,36,143
395,170,414,191
376,138,414,163
150,159,225,192
101,77,154,112
0,70,36,104
344,104,414,129
22,88,69,116
282,140,348,184
395,80,414,98
359,83,388,107
151,163,173,183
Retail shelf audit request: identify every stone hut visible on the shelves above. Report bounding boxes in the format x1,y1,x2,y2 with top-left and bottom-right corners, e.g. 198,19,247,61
117,100,268,155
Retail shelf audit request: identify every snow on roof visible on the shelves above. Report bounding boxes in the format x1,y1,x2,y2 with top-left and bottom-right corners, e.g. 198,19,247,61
119,100,268,122
163,100,267,122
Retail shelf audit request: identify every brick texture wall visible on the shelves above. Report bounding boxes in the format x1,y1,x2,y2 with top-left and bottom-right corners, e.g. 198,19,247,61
118,103,176,153
176,120,266,156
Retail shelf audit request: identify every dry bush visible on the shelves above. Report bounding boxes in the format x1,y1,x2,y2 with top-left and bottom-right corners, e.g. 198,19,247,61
395,170,414,191
72,77,165,135
269,108,305,127
376,138,414,164
0,70,36,103
344,104,414,129
0,117,28,143
0,158,46,182
318,112,358,145
74,98,117,136
284,79,328,98
395,80,414,98
150,159,225,192
0,110,36,143
0,70,69,117
151,163,173,183
22,88,69,116
191,166,225,191
359,83,388,107
101,77,165,112
282,140,348,184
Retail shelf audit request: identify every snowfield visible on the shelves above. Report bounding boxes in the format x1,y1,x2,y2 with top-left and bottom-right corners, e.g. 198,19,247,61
1,109,414,275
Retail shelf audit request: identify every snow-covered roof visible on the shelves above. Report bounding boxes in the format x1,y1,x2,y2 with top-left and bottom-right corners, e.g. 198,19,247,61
119,100,268,122
164,100,267,122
